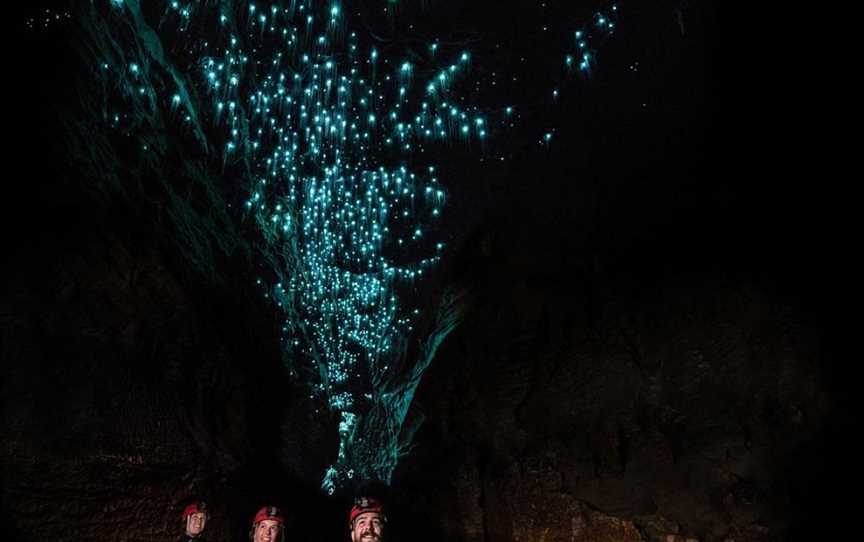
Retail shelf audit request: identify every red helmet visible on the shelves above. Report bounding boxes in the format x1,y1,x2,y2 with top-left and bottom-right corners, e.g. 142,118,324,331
253,506,285,526
348,497,385,526
182,501,208,520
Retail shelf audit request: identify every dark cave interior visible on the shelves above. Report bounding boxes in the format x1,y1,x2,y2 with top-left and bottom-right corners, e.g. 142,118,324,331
1,1,850,541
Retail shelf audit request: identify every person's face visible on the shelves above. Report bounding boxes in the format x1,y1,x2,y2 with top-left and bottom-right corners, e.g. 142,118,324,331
350,512,383,542
254,519,281,542
186,512,207,536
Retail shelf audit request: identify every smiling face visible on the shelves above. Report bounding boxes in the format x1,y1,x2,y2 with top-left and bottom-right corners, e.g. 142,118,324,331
254,519,281,542
186,512,207,536
350,511,384,542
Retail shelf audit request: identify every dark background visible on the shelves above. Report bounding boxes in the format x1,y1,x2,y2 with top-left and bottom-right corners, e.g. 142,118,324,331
2,1,849,541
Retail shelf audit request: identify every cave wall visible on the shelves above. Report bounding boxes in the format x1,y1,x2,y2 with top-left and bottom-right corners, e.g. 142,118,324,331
402,236,830,541
0,216,329,541
392,129,846,541
1,7,340,539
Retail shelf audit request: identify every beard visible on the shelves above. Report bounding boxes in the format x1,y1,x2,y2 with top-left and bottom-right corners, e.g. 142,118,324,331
354,531,381,542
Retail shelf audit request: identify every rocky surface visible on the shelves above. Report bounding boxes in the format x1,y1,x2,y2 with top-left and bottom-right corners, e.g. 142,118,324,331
401,228,830,541
0,222,322,541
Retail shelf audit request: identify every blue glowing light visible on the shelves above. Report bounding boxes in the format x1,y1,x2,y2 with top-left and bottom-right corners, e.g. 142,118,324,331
91,0,622,495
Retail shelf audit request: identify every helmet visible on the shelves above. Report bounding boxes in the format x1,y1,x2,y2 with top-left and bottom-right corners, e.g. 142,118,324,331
182,501,208,520
253,506,285,526
250,506,285,542
348,497,385,526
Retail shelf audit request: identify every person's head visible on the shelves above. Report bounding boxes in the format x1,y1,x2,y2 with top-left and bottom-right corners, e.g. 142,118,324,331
182,502,208,537
348,497,385,542
251,506,284,542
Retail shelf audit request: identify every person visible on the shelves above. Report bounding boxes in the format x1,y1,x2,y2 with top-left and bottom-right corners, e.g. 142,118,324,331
180,501,208,541
250,506,284,542
348,497,386,542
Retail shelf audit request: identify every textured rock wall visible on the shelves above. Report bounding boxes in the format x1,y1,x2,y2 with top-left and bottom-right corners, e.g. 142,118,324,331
1,222,291,541
395,189,839,541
